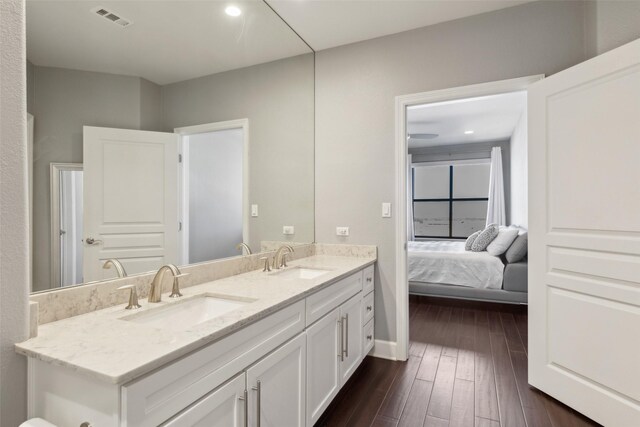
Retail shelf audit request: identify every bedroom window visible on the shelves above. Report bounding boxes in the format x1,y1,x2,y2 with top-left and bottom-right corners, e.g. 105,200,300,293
413,161,490,238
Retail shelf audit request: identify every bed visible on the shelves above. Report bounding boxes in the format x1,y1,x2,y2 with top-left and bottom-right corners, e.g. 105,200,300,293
408,241,527,304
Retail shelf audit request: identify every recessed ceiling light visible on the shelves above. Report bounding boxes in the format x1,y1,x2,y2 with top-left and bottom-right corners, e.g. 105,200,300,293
464,130,474,135
225,6,242,17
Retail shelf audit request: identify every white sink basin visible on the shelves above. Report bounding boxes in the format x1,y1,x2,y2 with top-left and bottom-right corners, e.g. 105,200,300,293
272,266,330,280
122,294,253,332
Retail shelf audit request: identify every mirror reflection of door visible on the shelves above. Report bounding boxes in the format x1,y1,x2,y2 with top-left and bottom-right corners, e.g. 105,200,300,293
181,127,244,264
50,163,83,288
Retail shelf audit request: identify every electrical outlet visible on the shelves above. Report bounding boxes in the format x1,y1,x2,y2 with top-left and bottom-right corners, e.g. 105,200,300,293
251,204,258,217
336,227,349,236
382,202,392,218
283,226,295,235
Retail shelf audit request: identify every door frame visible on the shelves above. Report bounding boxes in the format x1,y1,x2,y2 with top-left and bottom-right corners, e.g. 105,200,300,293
50,162,83,288
393,75,543,361
174,119,250,264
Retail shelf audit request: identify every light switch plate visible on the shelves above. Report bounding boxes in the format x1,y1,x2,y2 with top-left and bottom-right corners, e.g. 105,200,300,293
283,226,295,235
336,227,349,236
251,204,258,217
382,202,392,218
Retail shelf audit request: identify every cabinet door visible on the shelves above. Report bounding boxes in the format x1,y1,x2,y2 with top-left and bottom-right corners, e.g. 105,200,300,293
163,373,246,427
246,333,306,427
339,294,363,385
306,307,341,426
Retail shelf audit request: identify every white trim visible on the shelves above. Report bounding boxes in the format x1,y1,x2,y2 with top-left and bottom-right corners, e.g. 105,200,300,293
174,119,250,262
413,158,491,167
394,75,544,362
369,339,397,361
50,162,83,288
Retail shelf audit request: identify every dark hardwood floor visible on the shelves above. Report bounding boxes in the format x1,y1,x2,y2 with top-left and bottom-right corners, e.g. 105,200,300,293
315,296,600,427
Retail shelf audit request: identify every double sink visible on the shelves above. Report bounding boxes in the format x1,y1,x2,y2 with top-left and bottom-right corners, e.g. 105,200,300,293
122,266,329,332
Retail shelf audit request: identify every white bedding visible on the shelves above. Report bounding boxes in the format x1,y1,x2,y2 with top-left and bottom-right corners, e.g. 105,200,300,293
408,241,504,289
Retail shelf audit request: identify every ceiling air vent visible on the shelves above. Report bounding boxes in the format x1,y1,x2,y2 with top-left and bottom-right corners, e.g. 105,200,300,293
92,7,133,28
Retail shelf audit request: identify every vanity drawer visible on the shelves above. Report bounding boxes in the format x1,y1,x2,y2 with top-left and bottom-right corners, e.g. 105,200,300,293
362,265,374,294
306,271,362,326
362,291,374,325
363,318,374,356
121,300,304,427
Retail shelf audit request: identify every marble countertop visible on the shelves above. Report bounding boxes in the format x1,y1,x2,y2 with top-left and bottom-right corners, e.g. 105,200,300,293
16,255,375,385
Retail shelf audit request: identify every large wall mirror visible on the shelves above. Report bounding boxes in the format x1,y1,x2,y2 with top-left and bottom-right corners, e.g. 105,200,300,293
27,1,315,293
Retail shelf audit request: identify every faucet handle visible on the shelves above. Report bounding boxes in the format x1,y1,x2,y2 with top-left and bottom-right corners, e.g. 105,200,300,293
281,252,290,268
260,256,271,272
169,273,189,298
118,285,142,310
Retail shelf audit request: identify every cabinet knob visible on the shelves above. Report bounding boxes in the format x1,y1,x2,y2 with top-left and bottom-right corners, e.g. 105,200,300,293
367,305,372,311
366,277,372,282
367,335,372,341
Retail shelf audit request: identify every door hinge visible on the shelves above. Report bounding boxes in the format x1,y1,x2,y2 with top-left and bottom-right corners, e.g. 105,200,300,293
178,154,183,163
178,221,182,231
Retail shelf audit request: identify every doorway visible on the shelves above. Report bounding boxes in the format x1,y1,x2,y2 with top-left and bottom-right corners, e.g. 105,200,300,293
394,75,543,361
50,163,84,287
174,119,250,264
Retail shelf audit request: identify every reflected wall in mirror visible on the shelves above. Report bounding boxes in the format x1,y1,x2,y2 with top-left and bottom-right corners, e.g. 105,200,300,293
27,1,315,292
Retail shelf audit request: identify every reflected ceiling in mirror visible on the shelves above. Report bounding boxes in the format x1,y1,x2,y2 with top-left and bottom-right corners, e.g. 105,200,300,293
27,1,315,293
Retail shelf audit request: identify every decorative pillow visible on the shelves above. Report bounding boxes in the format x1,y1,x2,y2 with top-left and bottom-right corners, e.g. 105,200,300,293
487,227,519,256
465,230,482,251
471,224,499,252
505,232,528,263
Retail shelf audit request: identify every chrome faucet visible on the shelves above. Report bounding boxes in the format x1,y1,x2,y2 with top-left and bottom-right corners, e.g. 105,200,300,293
103,259,127,278
273,245,295,269
236,242,252,255
148,264,189,303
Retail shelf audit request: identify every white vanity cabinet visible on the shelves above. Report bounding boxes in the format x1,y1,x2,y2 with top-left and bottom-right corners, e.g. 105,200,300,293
306,267,375,426
246,333,306,427
27,263,375,427
163,373,246,427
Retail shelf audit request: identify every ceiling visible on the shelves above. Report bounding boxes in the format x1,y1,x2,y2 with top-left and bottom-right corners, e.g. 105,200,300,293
268,0,532,51
26,0,311,85
407,91,526,149
27,0,534,85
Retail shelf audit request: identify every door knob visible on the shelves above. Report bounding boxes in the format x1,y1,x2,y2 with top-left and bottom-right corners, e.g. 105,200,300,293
85,237,102,245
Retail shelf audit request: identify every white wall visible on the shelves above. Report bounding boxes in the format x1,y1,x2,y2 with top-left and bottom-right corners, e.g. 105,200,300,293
315,0,589,343
0,0,29,424
510,107,528,228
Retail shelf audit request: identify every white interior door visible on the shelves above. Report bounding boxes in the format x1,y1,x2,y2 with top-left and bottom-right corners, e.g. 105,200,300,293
83,126,179,282
529,38,640,426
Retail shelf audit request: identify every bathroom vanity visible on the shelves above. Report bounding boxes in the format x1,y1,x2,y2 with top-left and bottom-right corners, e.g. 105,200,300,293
18,254,376,427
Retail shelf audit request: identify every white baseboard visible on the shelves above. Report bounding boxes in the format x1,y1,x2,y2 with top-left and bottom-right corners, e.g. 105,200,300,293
369,339,397,361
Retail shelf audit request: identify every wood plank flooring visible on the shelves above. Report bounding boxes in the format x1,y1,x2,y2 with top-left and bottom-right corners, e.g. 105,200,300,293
315,296,600,427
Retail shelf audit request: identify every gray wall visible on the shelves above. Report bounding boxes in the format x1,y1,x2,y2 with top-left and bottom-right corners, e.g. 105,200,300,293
315,0,591,342
585,0,640,57
0,1,29,424
28,66,163,291
162,54,315,252
410,139,511,224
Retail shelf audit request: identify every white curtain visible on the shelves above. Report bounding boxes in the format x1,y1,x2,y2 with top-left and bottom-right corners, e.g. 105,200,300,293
407,154,414,241
486,147,506,226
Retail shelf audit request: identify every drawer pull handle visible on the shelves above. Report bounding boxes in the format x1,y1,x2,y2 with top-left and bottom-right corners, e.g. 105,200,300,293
252,381,262,427
239,389,248,427
343,314,349,358
337,318,344,361
367,305,372,311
